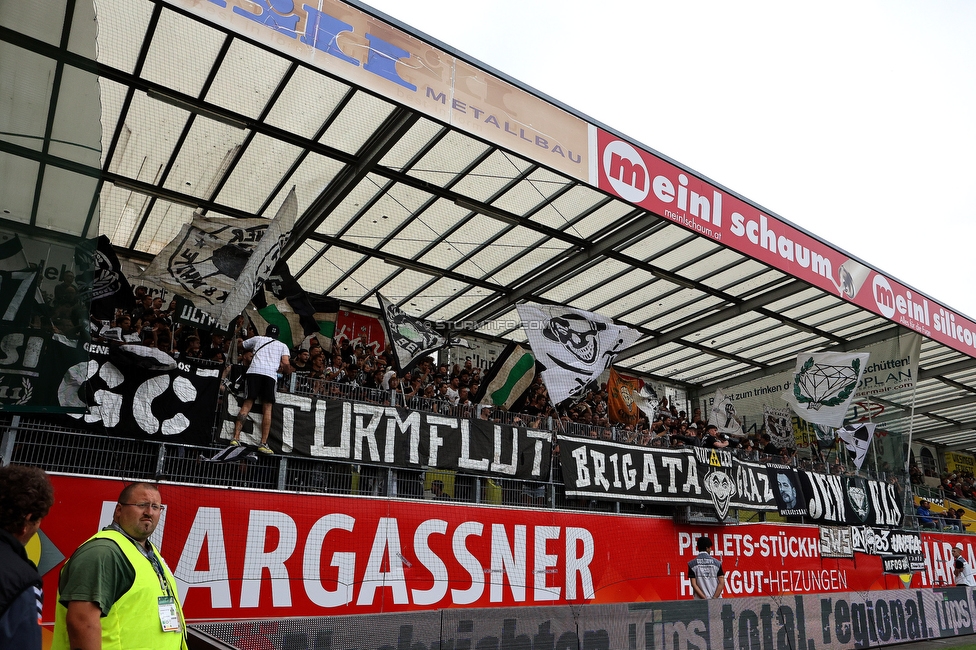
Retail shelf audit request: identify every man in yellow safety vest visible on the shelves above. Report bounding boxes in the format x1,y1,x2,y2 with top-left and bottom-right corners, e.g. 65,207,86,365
53,482,186,650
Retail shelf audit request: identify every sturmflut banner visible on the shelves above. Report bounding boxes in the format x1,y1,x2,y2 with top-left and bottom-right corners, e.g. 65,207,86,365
223,394,552,480
559,436,901,523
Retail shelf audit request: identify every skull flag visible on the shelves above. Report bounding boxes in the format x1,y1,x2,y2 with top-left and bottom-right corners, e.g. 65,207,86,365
516,302,641,404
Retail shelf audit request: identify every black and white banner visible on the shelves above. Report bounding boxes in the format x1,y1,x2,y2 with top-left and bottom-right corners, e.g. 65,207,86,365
76,235,135,321
59,343,220,443
769,462,808,516
558,436,777,513
517,302,640,404
799,472,902,526
881,555,912,574
852,527,924,570
558,436,902,525
377,292,465,372
709,388,743,438
819,527,854,558
222,394,552,480
836,422,876,469
0,326,89,413
137,188,297,328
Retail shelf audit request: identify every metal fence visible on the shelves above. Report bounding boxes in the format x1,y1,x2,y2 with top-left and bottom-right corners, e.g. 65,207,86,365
0,407,922,524
0,414,571,510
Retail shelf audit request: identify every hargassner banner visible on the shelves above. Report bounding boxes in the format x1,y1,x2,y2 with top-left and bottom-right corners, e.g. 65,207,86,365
41,475,928,624
595,128,976,360
163,0,589,179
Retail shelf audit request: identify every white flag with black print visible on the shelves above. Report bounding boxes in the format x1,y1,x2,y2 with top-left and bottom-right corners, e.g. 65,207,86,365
137,187,298,328
377,292,467,371
710,388,744,438
516,302,641,404
835,422,876,469
782,351,870,427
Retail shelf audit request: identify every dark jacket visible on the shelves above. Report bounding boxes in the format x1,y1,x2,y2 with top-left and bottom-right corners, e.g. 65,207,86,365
0,528,42,649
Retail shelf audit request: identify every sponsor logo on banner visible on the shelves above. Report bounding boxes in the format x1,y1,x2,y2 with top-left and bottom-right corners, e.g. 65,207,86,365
595,128,976,361
191,587,970,650
42,476,928,625
166,0,589,180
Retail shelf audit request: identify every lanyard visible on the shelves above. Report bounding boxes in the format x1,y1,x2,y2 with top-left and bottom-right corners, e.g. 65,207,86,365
108,524,171,596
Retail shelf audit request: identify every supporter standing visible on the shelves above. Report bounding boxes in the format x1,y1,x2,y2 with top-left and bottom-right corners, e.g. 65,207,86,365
230,324,291,454
688,536,725,599
953,544,976,587
700,424,729,449
0,465,55,650
53,482,186,650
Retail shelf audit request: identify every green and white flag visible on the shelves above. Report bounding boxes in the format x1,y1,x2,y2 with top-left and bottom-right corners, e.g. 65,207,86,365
475,343,535,410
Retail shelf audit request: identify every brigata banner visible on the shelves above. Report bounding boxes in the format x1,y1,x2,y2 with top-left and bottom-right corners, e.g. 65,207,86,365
39,475,923,625
596,128,976,361
223,393,552,480
558,435,901,524
559,435,778,514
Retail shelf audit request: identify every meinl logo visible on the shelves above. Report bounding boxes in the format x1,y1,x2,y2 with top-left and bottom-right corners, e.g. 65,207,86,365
603,139,650,203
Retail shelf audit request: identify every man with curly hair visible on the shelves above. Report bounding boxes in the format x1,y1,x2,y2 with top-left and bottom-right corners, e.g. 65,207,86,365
0,465,55,649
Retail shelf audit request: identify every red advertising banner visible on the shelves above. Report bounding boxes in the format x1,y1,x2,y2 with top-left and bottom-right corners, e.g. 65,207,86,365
916,532,976,588
333,309,386,355
595,129,976,360
36,475,934,625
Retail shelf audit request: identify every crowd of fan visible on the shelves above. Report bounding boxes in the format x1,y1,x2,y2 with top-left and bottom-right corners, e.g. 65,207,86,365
78,284,877,478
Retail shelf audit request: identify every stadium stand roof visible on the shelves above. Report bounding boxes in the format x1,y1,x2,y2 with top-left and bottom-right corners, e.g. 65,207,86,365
2,0,976,452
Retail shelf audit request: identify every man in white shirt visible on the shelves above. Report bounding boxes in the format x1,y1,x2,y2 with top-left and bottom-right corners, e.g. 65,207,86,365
953,543,976,587
230,325,291,454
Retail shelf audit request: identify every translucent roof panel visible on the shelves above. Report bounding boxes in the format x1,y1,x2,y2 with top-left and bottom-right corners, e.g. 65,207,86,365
2,0,974,449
